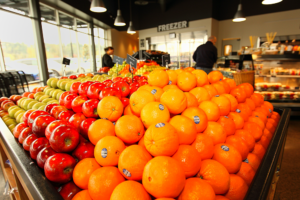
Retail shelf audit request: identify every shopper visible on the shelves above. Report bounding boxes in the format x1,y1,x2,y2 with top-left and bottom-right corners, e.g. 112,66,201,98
102,47,115,68
193,36,218,74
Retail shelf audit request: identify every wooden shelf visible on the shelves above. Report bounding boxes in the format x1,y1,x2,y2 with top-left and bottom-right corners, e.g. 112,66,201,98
4,167,20,200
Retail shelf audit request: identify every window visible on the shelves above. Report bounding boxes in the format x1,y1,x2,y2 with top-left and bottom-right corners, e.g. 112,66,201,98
0,0,30,16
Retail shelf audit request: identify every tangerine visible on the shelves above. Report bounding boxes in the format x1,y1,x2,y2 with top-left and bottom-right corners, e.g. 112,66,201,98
235,130,255,151
218,81,231,94
208,71,223,84
177,71,197,92
238,83,254,98
181,107,208,133
236,162,255,186
191,133,214,160
217,116,236,136
224,174,248,200
245,153,261,172
163,84,179,91
226,135,249,160
213,82,226,95
243,122,263,141
199,101,221,121
160,88,187,114
178,178,215,200
141,102,170,128
204,85,218,99
130,89,155,117
184,92,199,107
88,119,115,145
245,98,256,111
72,190,92,200
223,79,236,91
221,94,238,112
192,70,209,87
97,96,123,121
203,121,226,145
124,105,134,115
230,87,246,103
252,143,266,160
166,70,178,85
228,112,244,130
110,180,151,200
211,95,231,116
148,70,169,88
189,87,210,104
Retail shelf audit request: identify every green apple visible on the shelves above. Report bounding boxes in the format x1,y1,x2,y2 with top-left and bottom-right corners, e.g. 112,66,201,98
57,79,64,89
8,107,21,118
32,102,44,110
60,81,69,90
8,123,16,130
51,79,59,89
8,105,19,113
47,77,56,86
52,89,63,99
19,116,24,123
43,87,51,93
45,88,55,96
22,99,35,110
34,92,45,99
5,119,17,126
42,98,55,104
28,101,39,110
18,97,27,108
65,81,74,91
56,91,64,100
39,95,51,102
14,110,25,119
38,105,46,111
47,100,59,105
2,115,11,121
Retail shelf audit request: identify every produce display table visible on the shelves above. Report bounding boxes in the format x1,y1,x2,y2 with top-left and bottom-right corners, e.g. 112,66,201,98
0,108,291,200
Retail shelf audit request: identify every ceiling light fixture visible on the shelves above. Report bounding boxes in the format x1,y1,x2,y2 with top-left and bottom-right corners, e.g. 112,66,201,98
233,0,246,22
90,0,107,13
262,0,282,5
114,0,126,26
127,0,136,34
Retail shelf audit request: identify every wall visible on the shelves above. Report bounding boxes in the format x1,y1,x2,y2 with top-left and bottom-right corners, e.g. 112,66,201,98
217,9,300,56
110,29,139,58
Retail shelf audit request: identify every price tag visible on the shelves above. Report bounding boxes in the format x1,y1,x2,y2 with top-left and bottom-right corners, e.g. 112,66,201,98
271,75,276,78
295,87,300,90
162,54,170,67
62,58,70,65
113,55,125,65
127,54,137,69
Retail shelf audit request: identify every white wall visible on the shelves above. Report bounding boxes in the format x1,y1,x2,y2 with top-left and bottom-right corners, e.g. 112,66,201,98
217,9,300,56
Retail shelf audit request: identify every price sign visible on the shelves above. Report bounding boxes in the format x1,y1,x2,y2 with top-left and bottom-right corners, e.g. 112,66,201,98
162,54,170,67
62,57,70,65
127,54,137,69
113,55,125,65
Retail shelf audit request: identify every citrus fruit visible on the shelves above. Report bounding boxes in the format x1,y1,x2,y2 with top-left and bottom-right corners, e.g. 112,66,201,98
142,156,186,198
217,116,236,136
192,69,209,87
251,111,267,124
172,145,202,178
218,81,231,94
88,119,115,145
215,195,230,200
148,70,169,88
163,84,179,91
160,88,187,114
184,67,195,72
199,101,221,121
211,95,231,116
140,86,164,102
236,162,255,186
236,103,252,121
73,158,101,189
224,174,248,200
97,96,123,121
230,87,246,103
213,143,242,174
189,87,210,104
235,130,255,152
141,102,170,128
130,90,155,117
175,69,184,75
203,122,226,145
213,82,226,95
197,159,230,195
221,94,238,112
177,71,197,92
138,136,146,148
124,105,134,115
243,122,263,141
238,83,254,98
166,70,178,85
181,107,208,133
223,79,236,91
178,178,215,200
138,84,152,91
88,167,125,200
110,180,151,200
228,112,244,130
226,135,249,160
245,153,261,172
204,85,218,99
191,133,214,159
245,98,256,111
184,92,199,107
208,71,223,84
252,143,266,160
258,135,271,150
72,190,92,200
251,93,264,107
263,101,274,113
144,122,179,156
169,115,197,145
94,136,126,166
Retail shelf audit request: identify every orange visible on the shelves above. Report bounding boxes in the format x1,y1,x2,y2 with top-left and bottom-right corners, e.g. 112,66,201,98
94,136,126,166
73,158,101,189
197,159,230,195
215,195,230,200
166,70,178,85
88,119,115,145
238,83,254,98
97,96,124,121
225,174,248,200
243,122,263,141
263,101,274,113
248,116,265,130
237,162,255,186
141,102,170,128
148,70,169,88
235,130,255,152
217,116,236,136
265,122,276,135
252,143,266,160
88,167,125,200
156,199,175,200
144,122,179,156
230,87,246,103
251,111,267,124
208,71,223,84
204,85,218,99
143,156,186,198
163,84,179,91
189,87,210,104
199,101,221,122
258,135,270,150
212,82,226,95
138,84,152,91
260,105,272,118
160,88,187,114
140,86,164,102
203,122,226,145
175,69,184,75
218,81,231,94
263,128,273,141
177,71,197,92
226,135,249,160
224,79,236,91
172,145,202,178
115,115,145,144
245,98,256,111
110,180,151,200
236,103,251,121
184,92,199,107
130,89,155,117
124,105,134,115
72,190,92,200
184,67,195,72
138,136,146,149
221,94,238,112
118,145,152,180
192,69,209,87
228,112,244,130
251,93,264,107
178,178,215,200
211,95,231,116
246,153,261,172
213,143,242,174
191,134,214,160
181,107,208,133
169,115,197,145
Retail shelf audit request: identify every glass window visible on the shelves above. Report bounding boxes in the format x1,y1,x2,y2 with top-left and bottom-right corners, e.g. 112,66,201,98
77,32,92,73
59,12,74,29
77,19,89,34
40,4,56,24
0,0,29,16
99,28,105,38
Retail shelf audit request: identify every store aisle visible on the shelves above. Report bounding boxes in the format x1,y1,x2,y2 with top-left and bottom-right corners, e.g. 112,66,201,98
274,117,300,200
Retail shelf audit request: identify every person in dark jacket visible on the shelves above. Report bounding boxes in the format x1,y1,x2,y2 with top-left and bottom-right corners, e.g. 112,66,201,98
102,46,115,68
193,36,218,74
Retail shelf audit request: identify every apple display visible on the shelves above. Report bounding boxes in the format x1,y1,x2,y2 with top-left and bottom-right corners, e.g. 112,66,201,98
64,94,78,110
71,96,88,113
18,127,33,144
13,122,28,139
70,82,81,95
57,110,74,122
58,181,81,200
32,115,56,137
45,103,59,113
87,82,105,99
49,126,80,152
36,146,56,169
72,139,95,162
22,110,36,126
78,81,93,97
23,134,38,151
82,99,99,118
45,120,69,140
79,118,96,139
50,106,68,119
68,113,86,131
27,110,50,128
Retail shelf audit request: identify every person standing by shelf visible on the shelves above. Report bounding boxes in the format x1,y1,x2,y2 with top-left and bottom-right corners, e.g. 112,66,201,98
193,36,218,74
102,47,115,68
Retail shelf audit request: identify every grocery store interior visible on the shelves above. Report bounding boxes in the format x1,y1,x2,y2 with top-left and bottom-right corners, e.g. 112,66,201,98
0,0,300,199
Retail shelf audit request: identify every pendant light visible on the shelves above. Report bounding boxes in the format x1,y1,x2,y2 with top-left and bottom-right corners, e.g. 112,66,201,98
114,0,126,26
127,0,136,34
90,0,107,13
233,0,246,22
262,0,282,5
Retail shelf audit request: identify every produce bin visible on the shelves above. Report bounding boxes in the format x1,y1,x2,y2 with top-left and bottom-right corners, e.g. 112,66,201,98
0,108,291,200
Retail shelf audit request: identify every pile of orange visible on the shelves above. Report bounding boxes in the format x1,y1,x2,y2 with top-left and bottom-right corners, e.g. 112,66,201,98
72,69,280,200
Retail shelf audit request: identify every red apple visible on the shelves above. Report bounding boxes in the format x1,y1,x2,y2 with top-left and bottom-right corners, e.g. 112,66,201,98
36,147,56,169
28,110,50,128
22,109,36,126
71,96,88,113
28,93,34,99
44,153,76,183
113,81,130,97
121,97,129,107
23,134,38,151
32,115,56,137
58,110,74,122
69,75,77,79
49,126,80,152
13,95,22,102
13,122,28,139
45,103,59,113
1,99,12,108
9,95,16,101
78,81,94,97
50,106,68,119
64,94,78,110
70,82,81,95
59,91,72,106
45,120,69,140
60,76,68,79
2,101,15,111
29,137,50,160
78,74,85,78
58,181,81,200
22,92,31,98
0,97,9,105
82,99,99,118
18,127,33,144
68,113,86,132
80,118,96,138
103,79,113,87
72,140,95,162
99,87,121,100
87,82,105,99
